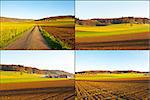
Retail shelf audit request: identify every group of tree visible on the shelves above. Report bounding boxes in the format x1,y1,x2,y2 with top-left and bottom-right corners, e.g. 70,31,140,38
76,17,150,26
75,70,149,74
0,64,47,75
0,64,73,78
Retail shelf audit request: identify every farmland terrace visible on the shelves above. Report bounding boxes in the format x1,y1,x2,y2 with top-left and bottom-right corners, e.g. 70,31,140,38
0,64,75,99
76,17,150,50
76,79,150,100
75,71,150,100
0,80,75,100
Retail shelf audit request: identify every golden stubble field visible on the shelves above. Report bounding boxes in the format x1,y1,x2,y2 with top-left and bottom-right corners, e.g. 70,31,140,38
75,24,150,50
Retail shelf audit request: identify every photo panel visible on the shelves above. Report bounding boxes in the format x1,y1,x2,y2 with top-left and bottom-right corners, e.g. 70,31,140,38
75,0,150,50
0,0,150,100
0,50,75,99
75,50,150,99
0,0,75,50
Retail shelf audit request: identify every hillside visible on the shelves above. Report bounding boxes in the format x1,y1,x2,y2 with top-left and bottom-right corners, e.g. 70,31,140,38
0,15,75,22
0,64,73,77
76,70,149,74
76,17,150,26
35,15,75,21
0,17,33,22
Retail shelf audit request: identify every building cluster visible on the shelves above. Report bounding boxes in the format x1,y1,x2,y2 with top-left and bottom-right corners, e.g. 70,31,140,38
44,74,72,78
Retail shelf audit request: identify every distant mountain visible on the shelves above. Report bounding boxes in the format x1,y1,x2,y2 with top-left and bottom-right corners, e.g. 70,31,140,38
76,70,149,74
0,64,73,77
35,15,75,21
0,17,33,22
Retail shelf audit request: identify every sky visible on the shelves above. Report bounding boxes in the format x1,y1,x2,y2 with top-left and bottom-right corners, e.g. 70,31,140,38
1,51,74,73
76,51,149,72
1,1,74,19
76,1,149,19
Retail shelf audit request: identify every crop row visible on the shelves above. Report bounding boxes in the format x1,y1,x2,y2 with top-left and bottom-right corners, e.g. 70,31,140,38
0,22,34,48
41,26,75,49
76,81,150,100
0,87,75,100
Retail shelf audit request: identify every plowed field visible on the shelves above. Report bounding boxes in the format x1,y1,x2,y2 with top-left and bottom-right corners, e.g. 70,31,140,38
0,80,75,100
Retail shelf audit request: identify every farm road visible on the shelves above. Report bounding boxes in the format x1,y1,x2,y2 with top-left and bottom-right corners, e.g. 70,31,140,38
4,26,50,50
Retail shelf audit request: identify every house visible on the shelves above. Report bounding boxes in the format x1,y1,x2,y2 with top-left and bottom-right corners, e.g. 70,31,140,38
59,75,67,78
44,74,68,78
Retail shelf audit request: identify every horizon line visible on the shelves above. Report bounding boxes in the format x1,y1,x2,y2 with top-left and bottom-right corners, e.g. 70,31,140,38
0,64,73,73
76,69,149,73
0,15,75,20
77,16,150,20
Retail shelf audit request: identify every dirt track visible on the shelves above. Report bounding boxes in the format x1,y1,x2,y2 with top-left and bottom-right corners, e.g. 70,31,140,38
0,80,75,100
76,32,150,50
4,26,50,50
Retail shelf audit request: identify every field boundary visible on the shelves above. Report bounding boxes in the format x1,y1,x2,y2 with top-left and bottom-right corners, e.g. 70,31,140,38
39,26,71,49
76,39,150,50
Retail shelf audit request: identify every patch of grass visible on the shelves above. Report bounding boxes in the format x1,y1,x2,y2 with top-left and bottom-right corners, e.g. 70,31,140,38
1,78,68,83
0,71,68,83
36,20,74,27
76,24,149,37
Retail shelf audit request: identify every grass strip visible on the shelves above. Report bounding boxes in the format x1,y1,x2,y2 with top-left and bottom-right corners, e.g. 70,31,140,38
39,27,71,49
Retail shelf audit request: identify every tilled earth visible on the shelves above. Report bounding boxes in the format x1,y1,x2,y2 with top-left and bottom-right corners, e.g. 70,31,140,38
76,32,150,50
0,80,75,100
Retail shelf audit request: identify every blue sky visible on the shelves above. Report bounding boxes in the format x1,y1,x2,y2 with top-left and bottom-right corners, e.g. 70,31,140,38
76,1,149,19
76,51,149,72
1,51,74,73
1,1,74,19
1,50,149,73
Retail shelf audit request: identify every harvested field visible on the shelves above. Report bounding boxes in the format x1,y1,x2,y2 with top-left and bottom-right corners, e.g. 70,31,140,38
41,26,75,49
75,79,150,100
76,32,150,50
0,80,75,100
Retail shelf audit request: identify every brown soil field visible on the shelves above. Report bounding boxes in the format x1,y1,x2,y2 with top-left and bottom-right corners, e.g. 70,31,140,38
77,77,150,82
76,32,150,50
41,26,75,49
4,26,50,50
76,78,150,100
0,80,75,100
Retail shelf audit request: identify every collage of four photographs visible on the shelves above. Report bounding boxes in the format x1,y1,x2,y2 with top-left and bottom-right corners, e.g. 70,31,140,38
0,0,150,100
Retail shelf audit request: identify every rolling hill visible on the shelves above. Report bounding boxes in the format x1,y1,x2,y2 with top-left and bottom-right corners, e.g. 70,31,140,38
0,17,33,22
0,64,73,77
